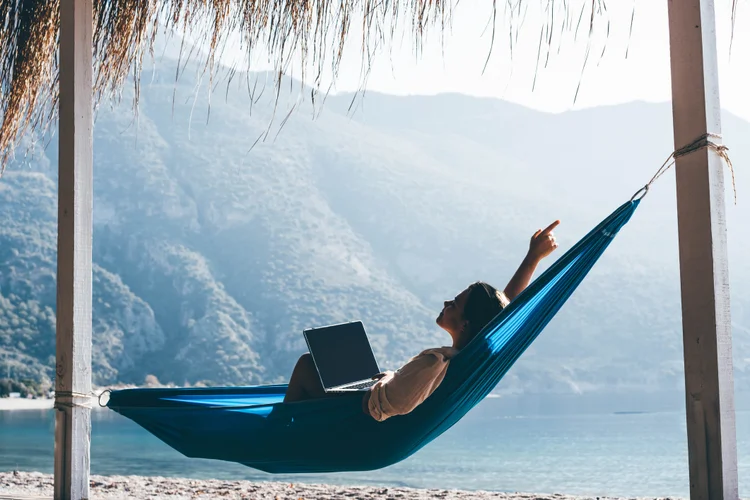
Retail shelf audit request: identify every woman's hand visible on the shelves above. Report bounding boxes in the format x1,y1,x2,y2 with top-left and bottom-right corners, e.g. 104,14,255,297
504,221,561,301
362,373,387,415
528,220,560,262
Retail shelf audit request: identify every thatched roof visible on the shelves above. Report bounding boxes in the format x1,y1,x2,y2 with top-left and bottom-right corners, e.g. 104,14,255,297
0,1,617,171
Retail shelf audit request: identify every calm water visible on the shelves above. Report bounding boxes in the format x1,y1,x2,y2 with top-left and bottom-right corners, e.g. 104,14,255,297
2,399,750,497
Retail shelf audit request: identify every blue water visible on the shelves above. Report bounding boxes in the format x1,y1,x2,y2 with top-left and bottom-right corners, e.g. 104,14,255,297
2,399,749,497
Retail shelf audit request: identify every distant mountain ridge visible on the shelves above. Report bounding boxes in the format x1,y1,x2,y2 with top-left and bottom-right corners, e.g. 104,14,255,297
1,56,748,405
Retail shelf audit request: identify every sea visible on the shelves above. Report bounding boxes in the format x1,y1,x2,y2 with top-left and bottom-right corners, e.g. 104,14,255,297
2,398,749,498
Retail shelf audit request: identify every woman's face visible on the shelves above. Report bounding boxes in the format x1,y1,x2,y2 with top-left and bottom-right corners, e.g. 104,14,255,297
436,287,472,338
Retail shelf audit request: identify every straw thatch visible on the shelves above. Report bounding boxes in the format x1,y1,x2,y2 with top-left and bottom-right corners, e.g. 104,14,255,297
0,0,614,172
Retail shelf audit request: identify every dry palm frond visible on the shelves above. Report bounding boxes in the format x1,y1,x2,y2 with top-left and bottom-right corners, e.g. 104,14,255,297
0,0,619,173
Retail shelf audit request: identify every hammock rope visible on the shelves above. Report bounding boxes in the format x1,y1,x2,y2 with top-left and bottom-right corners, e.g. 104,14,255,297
53,390,96,410
631,132,736,203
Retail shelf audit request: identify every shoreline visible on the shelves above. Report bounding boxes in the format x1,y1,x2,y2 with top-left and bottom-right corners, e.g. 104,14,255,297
0,398,53,411
0,471,679,500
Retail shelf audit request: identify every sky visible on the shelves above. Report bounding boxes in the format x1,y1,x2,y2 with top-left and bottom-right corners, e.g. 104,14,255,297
222,0,750,121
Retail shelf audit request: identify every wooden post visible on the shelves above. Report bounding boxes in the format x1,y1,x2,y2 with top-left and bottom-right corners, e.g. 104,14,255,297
666,1,738,499
54,0,93,498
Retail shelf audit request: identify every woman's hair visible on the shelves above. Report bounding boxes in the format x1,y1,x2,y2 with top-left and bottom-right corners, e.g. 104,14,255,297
462,281,510,338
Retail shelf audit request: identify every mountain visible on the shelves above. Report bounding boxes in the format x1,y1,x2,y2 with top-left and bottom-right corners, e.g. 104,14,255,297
1,57,749,406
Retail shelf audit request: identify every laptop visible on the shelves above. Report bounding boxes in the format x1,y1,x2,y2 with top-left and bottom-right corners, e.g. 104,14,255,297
303,321,381,392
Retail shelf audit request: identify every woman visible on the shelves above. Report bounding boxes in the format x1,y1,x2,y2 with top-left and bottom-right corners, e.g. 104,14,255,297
284,220,561,421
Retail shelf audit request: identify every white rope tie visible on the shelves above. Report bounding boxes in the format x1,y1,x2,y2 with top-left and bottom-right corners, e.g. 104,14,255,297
631,133,737,204
54,390,96,410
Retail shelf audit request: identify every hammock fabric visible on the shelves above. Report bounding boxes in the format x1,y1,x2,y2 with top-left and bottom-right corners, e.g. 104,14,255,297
107,199,639,474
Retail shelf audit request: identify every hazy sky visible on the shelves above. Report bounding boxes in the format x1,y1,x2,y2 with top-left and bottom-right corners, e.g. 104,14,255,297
340,0,750,120
227,0,750,121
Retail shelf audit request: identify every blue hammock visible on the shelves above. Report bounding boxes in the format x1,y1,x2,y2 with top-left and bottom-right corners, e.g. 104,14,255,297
106,199,639,474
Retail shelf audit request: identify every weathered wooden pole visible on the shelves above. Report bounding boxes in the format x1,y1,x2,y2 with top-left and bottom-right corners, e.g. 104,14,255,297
54,0,94,498
666,1,738,499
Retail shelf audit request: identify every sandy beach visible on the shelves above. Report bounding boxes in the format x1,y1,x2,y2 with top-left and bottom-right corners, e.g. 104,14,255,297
0,472,680,500
0,399,53,411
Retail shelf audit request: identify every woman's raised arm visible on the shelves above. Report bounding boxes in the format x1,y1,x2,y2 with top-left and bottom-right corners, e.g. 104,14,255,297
503,220,560,301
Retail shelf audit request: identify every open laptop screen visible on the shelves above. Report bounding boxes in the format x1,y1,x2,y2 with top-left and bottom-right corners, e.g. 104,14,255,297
304,321,380,389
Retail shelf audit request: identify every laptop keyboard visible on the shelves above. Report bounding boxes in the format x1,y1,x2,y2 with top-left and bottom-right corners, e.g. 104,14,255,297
342,380,377,390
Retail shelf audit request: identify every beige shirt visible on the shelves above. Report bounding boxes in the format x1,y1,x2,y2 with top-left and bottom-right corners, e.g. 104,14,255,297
366,346,459,422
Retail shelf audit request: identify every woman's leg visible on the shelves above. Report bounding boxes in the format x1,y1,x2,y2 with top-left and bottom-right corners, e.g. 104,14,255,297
284,353,325,403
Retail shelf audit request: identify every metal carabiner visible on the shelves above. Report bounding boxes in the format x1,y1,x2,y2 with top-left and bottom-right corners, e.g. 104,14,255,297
630,185,649,202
